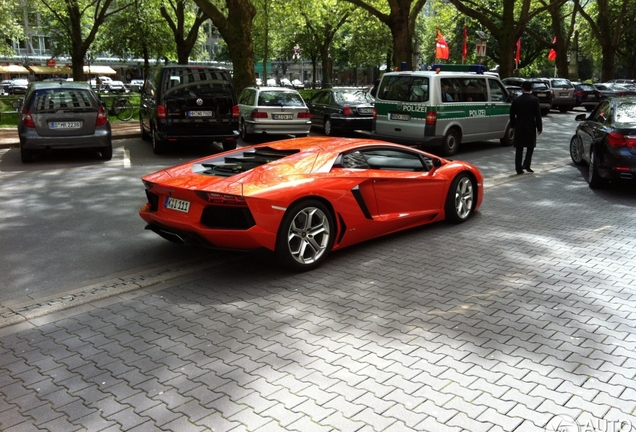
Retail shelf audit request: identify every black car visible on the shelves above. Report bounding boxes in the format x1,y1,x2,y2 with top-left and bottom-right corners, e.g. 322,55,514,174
572,82,602,111
306,88,375,136
139,65,239,154
570,97,636,188
9,78,29,95
502,78,552,115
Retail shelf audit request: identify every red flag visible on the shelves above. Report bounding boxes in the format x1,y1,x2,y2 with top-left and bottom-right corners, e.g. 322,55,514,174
462,26,468,62
548,37,557,61
515,38,521,65
436,28,449,60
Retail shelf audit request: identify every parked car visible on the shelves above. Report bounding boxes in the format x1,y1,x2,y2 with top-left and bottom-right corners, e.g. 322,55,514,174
280,78,292,87
102,80,127,93
1,79,12,94
139,65,239,154
569,97,636,188
306,88,375,136
139,137,483,271
266,78,278,86
572,82,602,111
291,79,304,89
13,81,112,163
594,83,636,97
502,78,552,115
129,79,145,92
539,77,576,112
237,86,311,142
505,85,523,99
8,78,29,94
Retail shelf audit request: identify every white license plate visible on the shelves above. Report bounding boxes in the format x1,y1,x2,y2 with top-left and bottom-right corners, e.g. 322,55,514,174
165,197,190,213
187,111,214,117
50,121,82,129
358,108,373,114
559,92,569,97
273,114,293,120
390,113,410,121
536,93,546,97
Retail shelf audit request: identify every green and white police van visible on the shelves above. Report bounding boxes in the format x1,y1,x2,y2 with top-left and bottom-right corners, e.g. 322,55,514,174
372,65,513,156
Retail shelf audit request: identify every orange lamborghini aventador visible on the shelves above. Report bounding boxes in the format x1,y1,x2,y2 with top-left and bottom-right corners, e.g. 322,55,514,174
140,137,483,271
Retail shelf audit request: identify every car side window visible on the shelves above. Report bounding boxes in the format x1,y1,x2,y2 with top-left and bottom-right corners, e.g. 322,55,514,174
359,149,426,171
488,79,507,102
461,78,487,102
593,101,610,123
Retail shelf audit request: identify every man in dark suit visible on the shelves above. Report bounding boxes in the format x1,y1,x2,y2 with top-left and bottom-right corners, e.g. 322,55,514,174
510,81,542,174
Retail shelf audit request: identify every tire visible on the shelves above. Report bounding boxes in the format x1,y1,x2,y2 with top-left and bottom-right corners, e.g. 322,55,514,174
239,119,252,143
101,144,113,161
569,135,585,166
275,199,335,271
151,127,167,154
445,173,475,223
541,109,550,116
21,148,34,163
140,115,150,141
588,148,605,189
114,99,134,121
324,118,334,136
500,124,514,146
559,106,569,113
222,141,237,151
440,129,460,156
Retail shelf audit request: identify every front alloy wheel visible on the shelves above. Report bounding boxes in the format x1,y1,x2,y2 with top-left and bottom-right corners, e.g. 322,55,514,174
570,136,585,166
445,173,475,223
276,199,335,271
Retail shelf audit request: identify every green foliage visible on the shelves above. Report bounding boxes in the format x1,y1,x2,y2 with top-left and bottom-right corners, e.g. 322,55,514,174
0,0,24,56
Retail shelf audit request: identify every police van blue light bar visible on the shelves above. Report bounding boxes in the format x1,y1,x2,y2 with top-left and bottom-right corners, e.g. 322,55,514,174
431,64,487,74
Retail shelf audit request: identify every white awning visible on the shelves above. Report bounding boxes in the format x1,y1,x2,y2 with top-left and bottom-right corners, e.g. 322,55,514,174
83,65,117,75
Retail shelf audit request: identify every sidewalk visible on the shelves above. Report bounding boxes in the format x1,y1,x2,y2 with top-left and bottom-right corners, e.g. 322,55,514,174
0,121,140,149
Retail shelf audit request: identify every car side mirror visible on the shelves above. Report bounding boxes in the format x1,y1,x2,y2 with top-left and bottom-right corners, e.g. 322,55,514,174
575,113,587,121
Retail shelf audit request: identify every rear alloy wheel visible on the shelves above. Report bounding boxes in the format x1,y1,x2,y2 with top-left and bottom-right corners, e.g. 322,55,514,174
151,126,167,154
500,124,514,146
324,118,334,136
20,148,34,163
588,148,605,189
275,199,335,271
441,129,460,156
445,173,475,223
101,144,113,161
569,136,585,166
240,119,252,143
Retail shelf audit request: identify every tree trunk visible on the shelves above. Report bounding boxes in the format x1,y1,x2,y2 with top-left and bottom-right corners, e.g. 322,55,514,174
389,9,412,70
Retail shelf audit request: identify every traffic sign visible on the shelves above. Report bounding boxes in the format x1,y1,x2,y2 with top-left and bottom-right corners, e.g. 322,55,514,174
476,43,487,58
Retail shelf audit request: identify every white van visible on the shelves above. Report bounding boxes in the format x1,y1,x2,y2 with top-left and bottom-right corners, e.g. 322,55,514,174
372,67,513,156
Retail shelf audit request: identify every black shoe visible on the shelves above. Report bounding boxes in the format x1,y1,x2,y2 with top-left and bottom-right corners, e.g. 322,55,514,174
524,167,534,173
516,170,524,175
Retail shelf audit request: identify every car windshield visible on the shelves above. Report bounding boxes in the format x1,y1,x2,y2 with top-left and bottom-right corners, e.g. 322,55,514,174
334,90,373,104
30,89,96,113
258,91,304,106
614,102,636,125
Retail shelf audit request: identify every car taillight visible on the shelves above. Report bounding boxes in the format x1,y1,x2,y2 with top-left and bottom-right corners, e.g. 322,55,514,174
608,132,626,148
426,111,437,125
343,106,353,116
96,105,108,126
195,191,247,206
251,109,268,119
232,105,239,119
373,108,377,120
20,109,35,128
574,90,583,97
157,105,167,119
625,136,636,148
297,111,311,119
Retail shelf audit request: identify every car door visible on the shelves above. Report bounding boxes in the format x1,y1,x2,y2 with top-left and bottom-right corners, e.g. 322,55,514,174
578,100,610,162
487,78,511,136
307,91,330,127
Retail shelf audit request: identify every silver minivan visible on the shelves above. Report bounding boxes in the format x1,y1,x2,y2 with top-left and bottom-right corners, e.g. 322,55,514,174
372,70,513,156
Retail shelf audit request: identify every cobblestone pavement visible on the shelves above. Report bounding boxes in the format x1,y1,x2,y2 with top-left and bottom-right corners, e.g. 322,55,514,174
1,153,636,431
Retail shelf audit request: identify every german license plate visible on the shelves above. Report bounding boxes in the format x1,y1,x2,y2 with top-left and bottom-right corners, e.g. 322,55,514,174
165,197,190,213
187,111,213,117
50,121,82,129
273,114,293,120
390,113,410,121
358,108,373,114
536,93,546,97
559,92,569,97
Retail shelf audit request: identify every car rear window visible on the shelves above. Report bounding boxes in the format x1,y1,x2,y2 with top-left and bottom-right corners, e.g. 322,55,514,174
334,90,374,104
162,67,233,97
258,91,304,106
551,79,572,89
577,84,595,91
377,76,430,102
615,102,636,125
30,89,97,113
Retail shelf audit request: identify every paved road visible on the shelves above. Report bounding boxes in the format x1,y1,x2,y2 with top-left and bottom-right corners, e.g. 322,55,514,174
1,109,636,431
